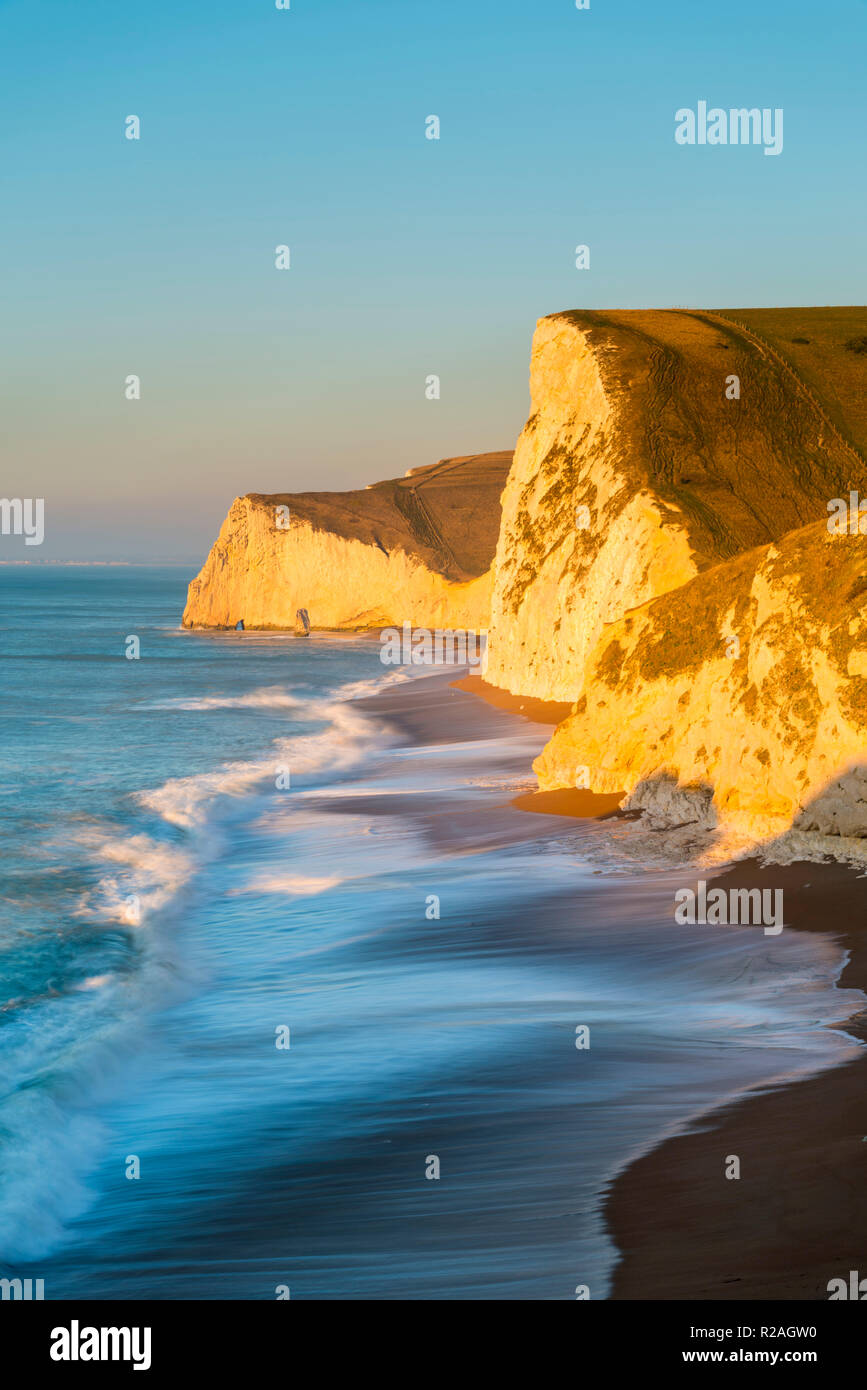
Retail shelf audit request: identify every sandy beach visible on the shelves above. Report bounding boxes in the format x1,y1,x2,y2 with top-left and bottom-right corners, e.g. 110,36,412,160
11,595,865,1303
363,670,867,1302
607,857,867,1301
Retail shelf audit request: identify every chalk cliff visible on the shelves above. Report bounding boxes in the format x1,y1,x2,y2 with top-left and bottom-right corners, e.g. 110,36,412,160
534,517,867,846
183,304,867,850
485,309,867,700
182,452,512,631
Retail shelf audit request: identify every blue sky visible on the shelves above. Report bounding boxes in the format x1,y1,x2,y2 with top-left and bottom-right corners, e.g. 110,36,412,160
1,0,864,559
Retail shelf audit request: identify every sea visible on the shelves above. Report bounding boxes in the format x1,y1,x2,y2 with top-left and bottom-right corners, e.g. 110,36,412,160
0,565,861,1299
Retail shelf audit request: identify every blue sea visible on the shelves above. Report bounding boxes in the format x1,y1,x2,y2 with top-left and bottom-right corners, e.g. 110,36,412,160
0,566,861,1300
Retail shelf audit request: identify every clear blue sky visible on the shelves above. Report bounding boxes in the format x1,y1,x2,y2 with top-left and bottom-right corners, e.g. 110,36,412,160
1,0,864,560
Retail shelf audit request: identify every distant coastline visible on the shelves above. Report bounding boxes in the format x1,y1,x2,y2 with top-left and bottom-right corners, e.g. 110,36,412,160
0,559,197,567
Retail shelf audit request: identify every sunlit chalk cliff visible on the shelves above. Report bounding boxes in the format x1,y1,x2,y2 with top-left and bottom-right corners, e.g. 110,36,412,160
485,309,867,701
183,305,867,849
535,518,867,845
182,453,512,631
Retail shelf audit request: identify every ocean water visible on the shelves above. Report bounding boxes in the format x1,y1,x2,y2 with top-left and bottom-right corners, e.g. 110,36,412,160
0,566,861,1300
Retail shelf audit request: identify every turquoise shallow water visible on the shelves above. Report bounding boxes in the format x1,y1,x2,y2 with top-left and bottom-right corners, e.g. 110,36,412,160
0,567,861,1299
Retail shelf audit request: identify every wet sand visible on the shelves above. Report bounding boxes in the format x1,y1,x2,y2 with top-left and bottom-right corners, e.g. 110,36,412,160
452,675,626,818
607,858,867,1301
363,671,867,1301
452,672,573,725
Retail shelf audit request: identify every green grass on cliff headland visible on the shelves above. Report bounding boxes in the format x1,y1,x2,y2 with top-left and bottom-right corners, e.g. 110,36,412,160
250,451,513,583
551,306,867,569
714,308,867,463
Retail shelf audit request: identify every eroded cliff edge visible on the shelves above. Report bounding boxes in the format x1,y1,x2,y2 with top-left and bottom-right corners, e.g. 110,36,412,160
182,452,512,631
184,306,867,850
485,308,867,700
511,306,867,850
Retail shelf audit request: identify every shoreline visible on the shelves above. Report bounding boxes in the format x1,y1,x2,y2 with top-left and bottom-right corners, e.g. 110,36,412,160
384,668,867,1301
18,649,865,1299
453,673,626,819
606,857,867,1301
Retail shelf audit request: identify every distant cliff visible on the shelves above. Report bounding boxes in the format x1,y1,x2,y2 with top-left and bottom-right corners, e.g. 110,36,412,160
182,452,512,631
183,305,867,851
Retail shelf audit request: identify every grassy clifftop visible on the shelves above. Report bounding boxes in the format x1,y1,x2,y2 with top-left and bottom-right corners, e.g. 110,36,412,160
250,451,513,585
182,451,512,630
485,306,867,701
554,307,867,564
715,307,867,463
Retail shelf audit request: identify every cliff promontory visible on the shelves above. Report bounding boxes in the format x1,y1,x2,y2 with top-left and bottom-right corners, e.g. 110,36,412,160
182,452,512,631
184,305,867,852
485,308,867,700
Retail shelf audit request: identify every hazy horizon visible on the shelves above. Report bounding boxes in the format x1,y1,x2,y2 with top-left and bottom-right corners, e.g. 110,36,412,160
2,0,864,561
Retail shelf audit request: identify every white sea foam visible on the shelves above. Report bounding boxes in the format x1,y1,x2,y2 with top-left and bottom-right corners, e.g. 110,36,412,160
0,1092,104,1261
76,676,404,927
145,686,309,712
238,873,344,896
0,984,141,1260
0,666,425,1259
137,691,392,830
73,831,197,927
144,669,410,714
5,648,865,1293
328,670,412,701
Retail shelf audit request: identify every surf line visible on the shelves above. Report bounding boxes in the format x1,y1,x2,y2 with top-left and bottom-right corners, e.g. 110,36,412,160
674,880,784,936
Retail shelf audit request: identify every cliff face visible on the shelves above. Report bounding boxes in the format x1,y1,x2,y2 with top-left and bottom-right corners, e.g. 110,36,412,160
485,309,867,701
535,519,867,845
183,304,867,851
183,452,511,630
